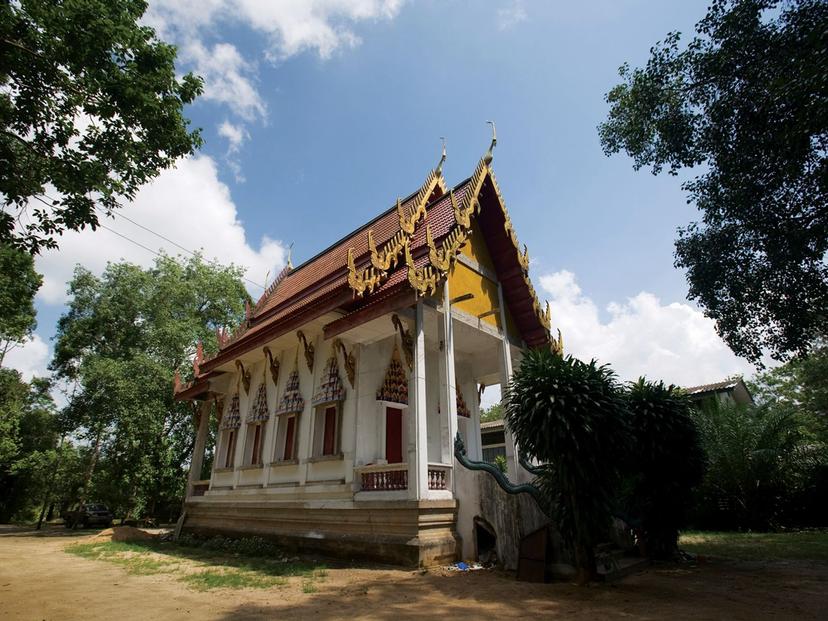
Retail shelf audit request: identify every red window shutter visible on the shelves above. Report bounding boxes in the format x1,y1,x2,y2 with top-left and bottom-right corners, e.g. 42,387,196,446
283,416,295,461
225,431,235,468
252,425,262,464
323,406,337,456
385,407,403,464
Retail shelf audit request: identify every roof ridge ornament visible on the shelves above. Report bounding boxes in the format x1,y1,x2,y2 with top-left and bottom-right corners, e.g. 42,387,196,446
484,120,497,165
436,136,447,175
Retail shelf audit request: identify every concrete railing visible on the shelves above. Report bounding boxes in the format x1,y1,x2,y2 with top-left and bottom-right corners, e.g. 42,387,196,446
357,463,408,491
427,463,451,490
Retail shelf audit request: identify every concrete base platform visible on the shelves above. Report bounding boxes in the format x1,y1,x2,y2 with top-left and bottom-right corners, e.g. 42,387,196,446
182,497,460,567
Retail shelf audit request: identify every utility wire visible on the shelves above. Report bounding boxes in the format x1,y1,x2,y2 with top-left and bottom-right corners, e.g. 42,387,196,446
33,194,266,290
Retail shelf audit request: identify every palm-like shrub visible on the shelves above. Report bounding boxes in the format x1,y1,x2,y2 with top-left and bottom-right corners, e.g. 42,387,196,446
505,349,629,583
692,400,806,530
622,379,705,559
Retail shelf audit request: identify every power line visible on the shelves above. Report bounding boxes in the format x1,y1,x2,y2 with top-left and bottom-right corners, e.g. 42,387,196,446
33,194,266,290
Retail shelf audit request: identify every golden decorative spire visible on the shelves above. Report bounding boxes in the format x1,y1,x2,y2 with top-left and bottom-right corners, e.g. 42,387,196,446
436,136,447,175
484,120,497,164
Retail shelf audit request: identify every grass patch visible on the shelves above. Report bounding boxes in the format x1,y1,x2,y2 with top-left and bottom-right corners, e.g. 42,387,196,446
64,537,328,590
680,530,828,562
182,569,288,591
66,541,177,575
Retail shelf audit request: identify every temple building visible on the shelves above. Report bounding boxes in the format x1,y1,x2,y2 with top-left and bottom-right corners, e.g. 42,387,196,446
175,137,562,567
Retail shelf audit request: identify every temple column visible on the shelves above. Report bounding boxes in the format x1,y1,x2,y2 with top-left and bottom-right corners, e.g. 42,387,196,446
187,399,211,496
409,301,429,499
441,283,459,492
497,282,518,476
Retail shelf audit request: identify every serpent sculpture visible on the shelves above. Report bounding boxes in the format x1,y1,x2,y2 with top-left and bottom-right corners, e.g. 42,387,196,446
454,433,551,517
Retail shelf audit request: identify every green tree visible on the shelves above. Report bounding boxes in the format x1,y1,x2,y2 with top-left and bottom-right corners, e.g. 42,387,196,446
692,400,809,530
51,254,248,520
622,379,705,559
0,370,68,522
0,244,42,366
505,350,629,583
599,0,828,362
1,0,203,253
479,402,503,423
750,343,828,442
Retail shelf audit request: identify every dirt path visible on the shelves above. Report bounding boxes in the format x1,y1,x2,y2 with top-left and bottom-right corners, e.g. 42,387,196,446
1,526,826,620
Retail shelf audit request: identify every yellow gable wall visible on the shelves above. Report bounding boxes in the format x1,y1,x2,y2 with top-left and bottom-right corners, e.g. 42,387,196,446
447,225,520,341
460,226,496,272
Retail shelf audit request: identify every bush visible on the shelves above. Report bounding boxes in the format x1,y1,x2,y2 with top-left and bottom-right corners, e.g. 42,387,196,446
505,349,629,583
621,379,705,559
690,401,808,530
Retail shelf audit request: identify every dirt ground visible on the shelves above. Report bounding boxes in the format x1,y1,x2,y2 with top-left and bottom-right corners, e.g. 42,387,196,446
1,526,826,620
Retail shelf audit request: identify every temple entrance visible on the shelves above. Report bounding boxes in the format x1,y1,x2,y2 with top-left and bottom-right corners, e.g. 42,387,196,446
385,407,403,463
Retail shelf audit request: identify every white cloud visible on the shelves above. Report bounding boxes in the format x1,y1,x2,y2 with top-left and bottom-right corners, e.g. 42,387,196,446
143,1,405,180
35,155,286,305
183,41,267,123
540,270,756,387
497,0,527,30
147,0,404,61
3,334,50,381
218,120,250,182
218,120,249,153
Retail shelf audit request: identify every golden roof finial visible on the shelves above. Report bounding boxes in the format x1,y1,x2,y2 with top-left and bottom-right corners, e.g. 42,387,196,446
484,120,497,164
436,136,447,175
286,242,294,269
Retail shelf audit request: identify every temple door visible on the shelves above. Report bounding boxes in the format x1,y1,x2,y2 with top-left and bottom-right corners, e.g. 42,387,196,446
385,407,403,464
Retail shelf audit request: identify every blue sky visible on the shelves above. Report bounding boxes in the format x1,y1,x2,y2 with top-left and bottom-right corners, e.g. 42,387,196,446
10,1,759,389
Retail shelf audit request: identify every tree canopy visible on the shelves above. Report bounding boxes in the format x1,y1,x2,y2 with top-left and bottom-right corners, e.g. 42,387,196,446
0,0,203,253
599,0,828,362
0,243,42,366
51,254,249,519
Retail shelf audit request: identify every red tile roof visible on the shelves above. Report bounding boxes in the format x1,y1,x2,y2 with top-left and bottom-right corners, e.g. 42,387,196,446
196,162,550,376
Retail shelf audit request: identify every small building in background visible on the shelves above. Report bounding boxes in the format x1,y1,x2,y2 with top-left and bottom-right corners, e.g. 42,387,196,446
684,378,754,408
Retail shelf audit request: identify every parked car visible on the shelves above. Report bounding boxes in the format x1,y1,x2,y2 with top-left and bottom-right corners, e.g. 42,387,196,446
63,503,113,529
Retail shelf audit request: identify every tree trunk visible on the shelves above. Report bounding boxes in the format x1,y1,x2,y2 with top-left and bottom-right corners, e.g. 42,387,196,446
37,436,65,530
74,428,103,529
573,541,598,585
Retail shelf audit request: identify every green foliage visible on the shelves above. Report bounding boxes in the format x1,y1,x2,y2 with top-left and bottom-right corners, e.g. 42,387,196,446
622,379,705,559
493,454,507,474
0,369,82,522
505,349,629,582
599,0,828,361
750,343,828,443
0,244,42,365
691,400,812,530
0,0,204,253
51,254,249,519
480,402,504,423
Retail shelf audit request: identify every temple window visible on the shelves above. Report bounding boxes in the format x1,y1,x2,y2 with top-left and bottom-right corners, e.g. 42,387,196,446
313,404,342,457
221,429,237,468
274,413,298,461
244,377,270,466
244,422,265,465
310,356,346,458
274,368,304,462
218,392,242,469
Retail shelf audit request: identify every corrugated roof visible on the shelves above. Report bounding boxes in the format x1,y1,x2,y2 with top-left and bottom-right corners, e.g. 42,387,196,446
683,379,741,395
